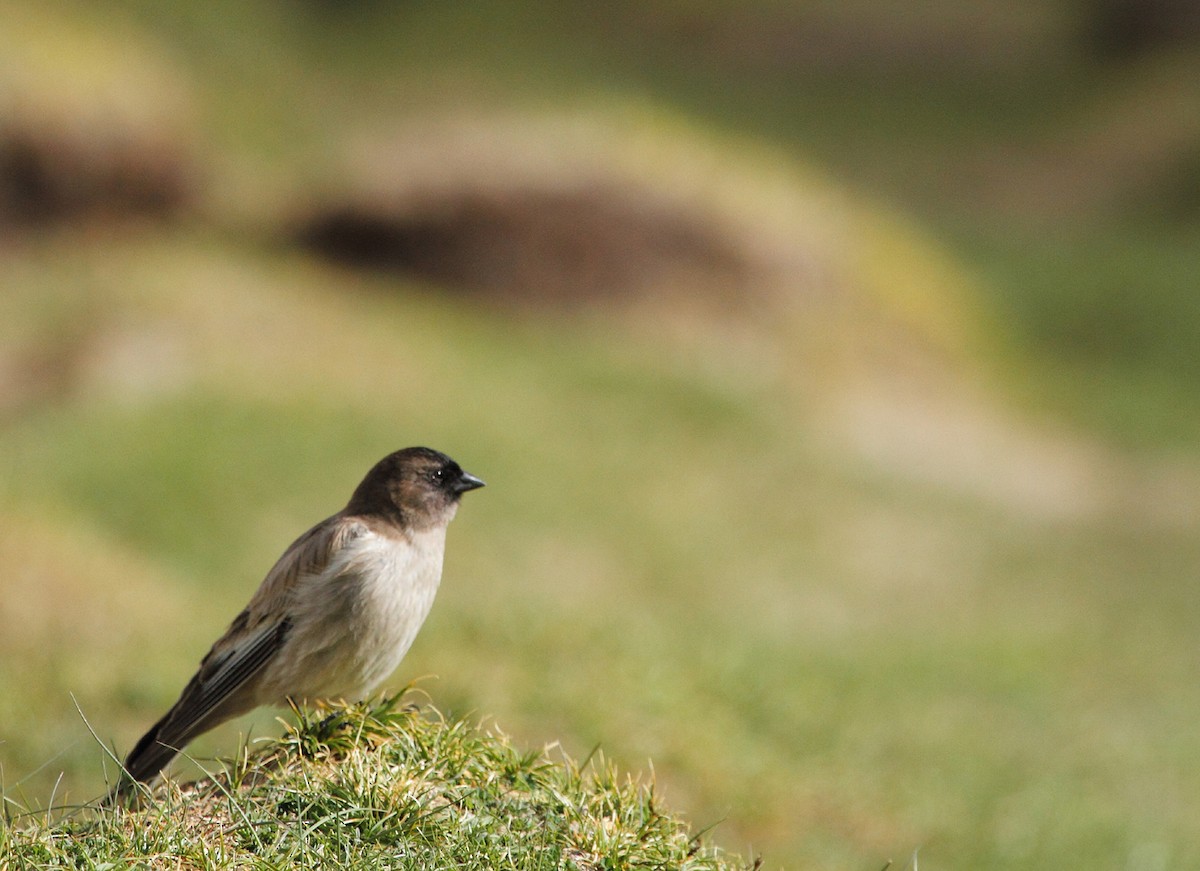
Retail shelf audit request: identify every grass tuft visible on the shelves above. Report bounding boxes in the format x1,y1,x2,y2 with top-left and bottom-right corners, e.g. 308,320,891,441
1,694,753,870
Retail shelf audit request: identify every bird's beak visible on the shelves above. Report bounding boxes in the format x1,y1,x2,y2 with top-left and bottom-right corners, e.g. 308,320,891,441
453,472,486,494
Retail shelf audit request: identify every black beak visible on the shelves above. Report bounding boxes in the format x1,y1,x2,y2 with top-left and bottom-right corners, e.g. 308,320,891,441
452,471,486,494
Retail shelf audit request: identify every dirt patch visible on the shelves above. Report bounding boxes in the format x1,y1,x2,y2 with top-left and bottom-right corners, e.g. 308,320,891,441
297,179,752,308
0,118,192,227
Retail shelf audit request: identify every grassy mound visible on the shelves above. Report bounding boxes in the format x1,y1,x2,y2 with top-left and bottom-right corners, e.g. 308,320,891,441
0,5,195,227
3,696,751,870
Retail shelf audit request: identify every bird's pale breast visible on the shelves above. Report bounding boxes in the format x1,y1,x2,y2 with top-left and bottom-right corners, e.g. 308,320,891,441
259,526,447,703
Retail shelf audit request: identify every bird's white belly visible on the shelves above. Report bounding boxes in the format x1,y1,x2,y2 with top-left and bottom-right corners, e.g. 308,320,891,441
264,527,446,703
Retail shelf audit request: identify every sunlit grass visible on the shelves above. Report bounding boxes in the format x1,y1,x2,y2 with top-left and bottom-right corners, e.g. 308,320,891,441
2,230,1199,868
3,696,751,869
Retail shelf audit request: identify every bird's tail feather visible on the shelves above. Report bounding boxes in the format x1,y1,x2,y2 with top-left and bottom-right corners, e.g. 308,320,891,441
104,681,261,806
104,710,183,805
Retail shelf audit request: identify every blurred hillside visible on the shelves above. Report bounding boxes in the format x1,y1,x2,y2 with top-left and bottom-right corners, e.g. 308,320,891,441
6,1,1200,439
2,2,1200,870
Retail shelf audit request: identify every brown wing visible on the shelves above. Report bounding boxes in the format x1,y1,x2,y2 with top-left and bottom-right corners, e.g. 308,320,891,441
116,617,292,790
114,516,367,793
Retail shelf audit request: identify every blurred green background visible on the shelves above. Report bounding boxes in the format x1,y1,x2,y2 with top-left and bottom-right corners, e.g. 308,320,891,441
3,2,1199,868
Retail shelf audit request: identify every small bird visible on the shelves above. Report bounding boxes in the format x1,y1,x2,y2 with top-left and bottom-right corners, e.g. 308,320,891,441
111,447,484,798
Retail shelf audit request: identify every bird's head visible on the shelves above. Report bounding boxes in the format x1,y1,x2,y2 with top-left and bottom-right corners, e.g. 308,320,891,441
348,446,485,529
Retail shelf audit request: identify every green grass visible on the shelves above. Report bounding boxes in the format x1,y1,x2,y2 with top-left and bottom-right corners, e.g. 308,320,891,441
2,696,750,869
954,220,1200,445
3,230,1200,868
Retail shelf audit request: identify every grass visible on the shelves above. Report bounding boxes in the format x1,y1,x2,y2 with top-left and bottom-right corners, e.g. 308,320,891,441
2,695,750,869
953,220,1200,445
3,229,1199,868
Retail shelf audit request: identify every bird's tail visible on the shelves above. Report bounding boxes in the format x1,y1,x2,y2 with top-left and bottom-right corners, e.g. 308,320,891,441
104,710,184,805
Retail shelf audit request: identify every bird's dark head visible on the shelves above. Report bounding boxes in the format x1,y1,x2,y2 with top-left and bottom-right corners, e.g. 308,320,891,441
346,447,485,529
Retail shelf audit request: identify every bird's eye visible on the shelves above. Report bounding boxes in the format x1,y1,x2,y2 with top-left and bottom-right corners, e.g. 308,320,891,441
430,468,446,483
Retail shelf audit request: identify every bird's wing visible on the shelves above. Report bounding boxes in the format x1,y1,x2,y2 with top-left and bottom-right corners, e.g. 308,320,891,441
117,613,293,789
120,516,368,786
237,514,367,625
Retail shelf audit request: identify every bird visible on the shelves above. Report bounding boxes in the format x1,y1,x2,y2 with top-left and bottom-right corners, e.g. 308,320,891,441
109,446,484,800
